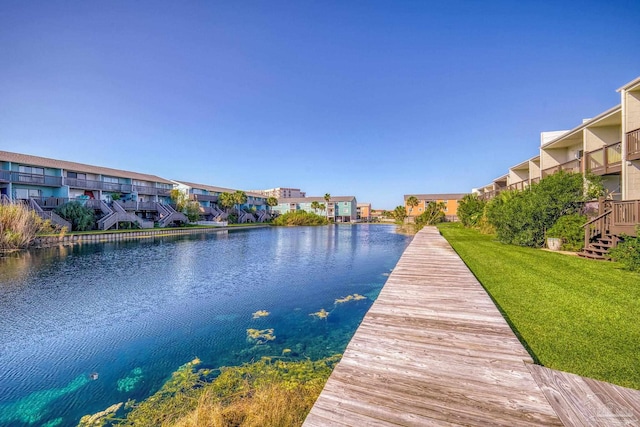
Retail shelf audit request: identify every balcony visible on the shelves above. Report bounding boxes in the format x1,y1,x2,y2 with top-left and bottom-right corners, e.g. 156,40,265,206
64,177,133,193
506,181,528,191
541,159,581,177
585,142,622,176
628,128,640,161
9,172,63,187
133,184,171,196
611,200,640,236
189,193,218,202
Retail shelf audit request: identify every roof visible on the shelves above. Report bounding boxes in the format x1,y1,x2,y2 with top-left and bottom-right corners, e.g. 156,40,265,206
510,155,540,171
173,180,266,198
0,150,174,184
541,105,622,149
617,75,640,92
404,193,467,201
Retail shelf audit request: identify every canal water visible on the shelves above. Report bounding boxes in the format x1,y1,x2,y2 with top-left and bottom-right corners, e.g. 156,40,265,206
0,225,411,426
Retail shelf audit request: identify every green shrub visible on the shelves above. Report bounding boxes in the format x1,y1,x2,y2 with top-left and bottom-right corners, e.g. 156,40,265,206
457,194,485,228
272,211,328,226
485,172,589,247
610,228,640,271
547,214,587,251
55,201,95,231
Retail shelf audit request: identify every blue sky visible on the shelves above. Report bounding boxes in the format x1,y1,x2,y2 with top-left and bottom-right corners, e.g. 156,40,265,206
1,1,639,209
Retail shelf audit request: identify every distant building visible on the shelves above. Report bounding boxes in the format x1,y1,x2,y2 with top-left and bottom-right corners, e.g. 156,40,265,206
271,196,358,222
403,193,467,221
357,203,371,221
247,187,306,199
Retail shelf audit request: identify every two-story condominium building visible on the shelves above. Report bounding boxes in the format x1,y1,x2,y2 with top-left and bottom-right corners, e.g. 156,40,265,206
173,181,271,223
404,193,467,221
0,150,174,203
0,150,187,229
271,196,358,222
474,75,640,257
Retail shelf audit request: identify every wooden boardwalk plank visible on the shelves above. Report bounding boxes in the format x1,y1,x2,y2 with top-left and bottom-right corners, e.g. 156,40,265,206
304,227,563,426
528,364,640,426
304,227,640,426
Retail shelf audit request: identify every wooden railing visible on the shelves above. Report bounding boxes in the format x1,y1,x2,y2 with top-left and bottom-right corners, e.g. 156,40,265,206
585,142,622,175
628,128,640,161
541,159,581,177
531,177,541,184
506,181,528,191
583,209,612,249
8,172,63,187
611,200,640,236
189,193,218,202
584,199,640,247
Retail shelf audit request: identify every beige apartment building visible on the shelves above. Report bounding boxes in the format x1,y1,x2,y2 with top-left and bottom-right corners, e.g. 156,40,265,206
474,75,640,256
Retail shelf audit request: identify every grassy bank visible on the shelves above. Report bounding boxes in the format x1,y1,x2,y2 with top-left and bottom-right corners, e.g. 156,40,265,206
438,223,640,390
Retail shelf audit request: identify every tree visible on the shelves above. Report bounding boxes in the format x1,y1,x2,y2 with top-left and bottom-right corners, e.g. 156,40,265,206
414,201,446,231
324,193,331,220
170,189,188,212
406,196,419,216
184,201,202,223
233,190,247,211
218,192,235,211
318,203,326,214
393,205,407,224
310,201,320,213
266,197,278,207
55,201,95,231
457,194,486,228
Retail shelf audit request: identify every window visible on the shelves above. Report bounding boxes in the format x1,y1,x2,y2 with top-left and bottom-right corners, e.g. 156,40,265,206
18,165,44,175
67,172,86,179
103,176,119,183
15,188,41,199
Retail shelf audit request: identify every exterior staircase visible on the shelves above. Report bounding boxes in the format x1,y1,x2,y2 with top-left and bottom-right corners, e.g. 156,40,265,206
233,208,255,223
255,209,269,223
579,199,639,259
29,198,73,231
156,203,188,227
112,201,154,229
579,235,619,260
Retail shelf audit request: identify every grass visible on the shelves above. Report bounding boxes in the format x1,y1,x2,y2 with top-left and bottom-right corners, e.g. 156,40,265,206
438,222,640,390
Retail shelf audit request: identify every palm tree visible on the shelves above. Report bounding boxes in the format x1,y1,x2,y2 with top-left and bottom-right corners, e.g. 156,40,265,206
324,193,331,220
311,200,320,213
218,192,235,212
266,197,278,207
406,196,419,217
233,190,247,212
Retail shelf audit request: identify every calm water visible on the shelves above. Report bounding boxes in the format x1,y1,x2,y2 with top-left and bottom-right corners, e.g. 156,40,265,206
0,225,410,426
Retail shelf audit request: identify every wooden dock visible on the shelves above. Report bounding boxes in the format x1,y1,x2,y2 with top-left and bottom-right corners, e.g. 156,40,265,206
303,227,640,426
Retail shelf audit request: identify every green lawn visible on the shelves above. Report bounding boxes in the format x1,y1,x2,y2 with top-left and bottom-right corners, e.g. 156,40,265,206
438,222,640,390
